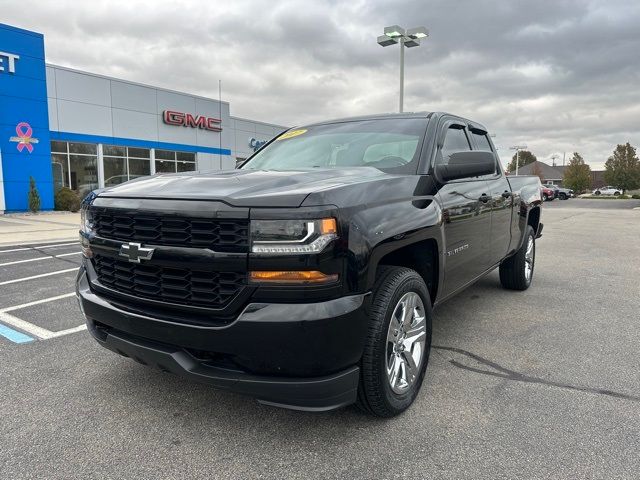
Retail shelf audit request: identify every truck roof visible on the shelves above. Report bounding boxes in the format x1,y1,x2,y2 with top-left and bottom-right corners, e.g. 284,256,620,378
299,111,489,133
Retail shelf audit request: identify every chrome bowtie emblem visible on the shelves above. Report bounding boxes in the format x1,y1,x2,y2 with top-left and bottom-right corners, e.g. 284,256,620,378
119,242,154,263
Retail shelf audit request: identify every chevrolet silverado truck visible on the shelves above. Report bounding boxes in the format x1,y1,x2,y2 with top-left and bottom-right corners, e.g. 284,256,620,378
77,112,543,417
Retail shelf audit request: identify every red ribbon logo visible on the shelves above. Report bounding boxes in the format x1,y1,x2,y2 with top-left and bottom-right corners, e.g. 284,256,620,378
9,122,39,153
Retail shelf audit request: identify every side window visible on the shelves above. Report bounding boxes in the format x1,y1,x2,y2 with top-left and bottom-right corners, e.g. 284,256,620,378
439,126,470,165
470,130,499,175
471,131,493,152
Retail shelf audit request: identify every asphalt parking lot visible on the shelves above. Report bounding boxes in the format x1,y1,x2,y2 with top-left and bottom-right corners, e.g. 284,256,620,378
1,200,639,479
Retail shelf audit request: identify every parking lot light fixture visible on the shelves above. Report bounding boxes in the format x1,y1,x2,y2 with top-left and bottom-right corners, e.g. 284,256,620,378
406,26,429,39
384,25,405,38
377,25,429,113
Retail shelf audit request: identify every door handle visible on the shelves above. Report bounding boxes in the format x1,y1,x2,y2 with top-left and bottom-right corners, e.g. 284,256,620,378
501,191,513,198
479,194,491,203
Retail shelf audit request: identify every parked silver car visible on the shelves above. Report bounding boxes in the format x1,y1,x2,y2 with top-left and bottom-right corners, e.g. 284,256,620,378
593,186,622,196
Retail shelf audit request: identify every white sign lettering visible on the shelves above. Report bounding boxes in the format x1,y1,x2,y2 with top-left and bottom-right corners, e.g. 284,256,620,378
0,51,20,73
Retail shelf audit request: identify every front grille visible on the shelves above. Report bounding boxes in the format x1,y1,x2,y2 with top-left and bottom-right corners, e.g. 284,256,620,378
92,254,245,308
92,209,249,252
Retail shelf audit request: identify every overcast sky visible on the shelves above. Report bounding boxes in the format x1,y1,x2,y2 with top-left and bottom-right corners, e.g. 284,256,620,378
3,0,639,168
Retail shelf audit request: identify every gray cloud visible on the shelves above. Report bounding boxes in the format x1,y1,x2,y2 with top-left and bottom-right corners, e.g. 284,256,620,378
3,0,639,168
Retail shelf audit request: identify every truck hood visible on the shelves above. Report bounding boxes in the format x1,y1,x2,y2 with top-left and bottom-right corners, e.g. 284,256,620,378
97,167,391,207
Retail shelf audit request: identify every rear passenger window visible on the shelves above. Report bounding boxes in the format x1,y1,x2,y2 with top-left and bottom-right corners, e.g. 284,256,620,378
471,131,493,152
439,126,470,165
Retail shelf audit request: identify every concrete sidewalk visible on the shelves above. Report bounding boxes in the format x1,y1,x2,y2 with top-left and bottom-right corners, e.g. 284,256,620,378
0,212,79,246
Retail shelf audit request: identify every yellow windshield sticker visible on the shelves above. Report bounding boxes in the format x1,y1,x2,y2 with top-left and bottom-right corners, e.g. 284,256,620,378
277,129,307,140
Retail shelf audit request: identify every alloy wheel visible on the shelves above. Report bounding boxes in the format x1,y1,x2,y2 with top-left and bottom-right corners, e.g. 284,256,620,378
385,292,427,395
524,235,535,281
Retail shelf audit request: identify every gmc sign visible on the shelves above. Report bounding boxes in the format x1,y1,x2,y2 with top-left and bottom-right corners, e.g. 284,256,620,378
163,110,222,132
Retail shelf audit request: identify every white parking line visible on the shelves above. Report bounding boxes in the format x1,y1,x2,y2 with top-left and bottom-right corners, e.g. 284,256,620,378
0,292,76,314
0,247,31,254
0,252,80,267
0,257,52,267
0,311,58,339
0,268,78,286
0,292,86,340
0,242,78,254
34,242,78,249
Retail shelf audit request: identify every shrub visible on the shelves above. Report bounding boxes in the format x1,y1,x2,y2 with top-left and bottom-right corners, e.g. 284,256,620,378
54,187,81,212
632,194,640,199
27,176,41,213
619,194,630,199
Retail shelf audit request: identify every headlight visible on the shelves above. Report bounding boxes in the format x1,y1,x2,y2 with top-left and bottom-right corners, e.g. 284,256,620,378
251,218,337,254
79,202,95,258
80,204,95,234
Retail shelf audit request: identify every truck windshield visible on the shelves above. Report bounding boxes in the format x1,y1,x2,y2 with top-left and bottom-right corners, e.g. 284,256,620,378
240,118,428,173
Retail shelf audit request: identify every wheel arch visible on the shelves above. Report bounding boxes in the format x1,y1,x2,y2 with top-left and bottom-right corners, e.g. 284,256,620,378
371,237,440,305
527,206,541,236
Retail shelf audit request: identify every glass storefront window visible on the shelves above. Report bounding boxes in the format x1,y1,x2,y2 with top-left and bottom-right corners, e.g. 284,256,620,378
69,154,98,199
155,149,175,160
103,145,125,157
50,141,98,197
155,160,176,173
51,141,67,154
128,147,150,159
104,157,127,187
129,158,150,179
177,161,196,172
69,142,97,155
51,153,68,190
52,142,196,192
176,152,196,162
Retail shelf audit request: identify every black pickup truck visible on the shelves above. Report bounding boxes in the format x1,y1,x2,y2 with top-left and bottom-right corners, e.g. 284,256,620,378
77,112,542,417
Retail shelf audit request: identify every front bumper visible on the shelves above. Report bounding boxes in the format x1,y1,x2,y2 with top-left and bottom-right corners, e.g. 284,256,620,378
76,266,368,411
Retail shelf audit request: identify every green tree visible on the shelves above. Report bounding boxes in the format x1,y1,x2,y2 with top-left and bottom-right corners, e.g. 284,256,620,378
507,150,537,173
27,176,41,213
562,152,592,193
604,143,640,194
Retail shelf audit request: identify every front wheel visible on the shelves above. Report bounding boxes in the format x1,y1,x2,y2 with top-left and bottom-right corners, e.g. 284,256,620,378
543,194,548,201
357,267,432,417
614,191,621,196
499,225,536,291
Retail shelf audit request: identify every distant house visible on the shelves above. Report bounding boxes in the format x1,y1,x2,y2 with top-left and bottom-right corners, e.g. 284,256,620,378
514,161,564,185
511,160,605,188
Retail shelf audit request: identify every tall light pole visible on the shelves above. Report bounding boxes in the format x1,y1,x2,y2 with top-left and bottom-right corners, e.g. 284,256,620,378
510,145,528,175
377,25,429,113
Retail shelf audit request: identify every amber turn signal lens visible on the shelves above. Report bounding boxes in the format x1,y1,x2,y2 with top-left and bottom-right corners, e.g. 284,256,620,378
320,218,337,235
249,270,338,284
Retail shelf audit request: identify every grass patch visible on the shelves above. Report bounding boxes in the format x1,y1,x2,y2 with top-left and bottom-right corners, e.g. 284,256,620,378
580,195,632,199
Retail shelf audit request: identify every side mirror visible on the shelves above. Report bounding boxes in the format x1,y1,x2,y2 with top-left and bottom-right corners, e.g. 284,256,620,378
434,151,496,182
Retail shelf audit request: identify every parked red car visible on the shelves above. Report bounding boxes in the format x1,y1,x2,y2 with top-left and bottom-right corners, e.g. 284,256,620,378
541,186,555,201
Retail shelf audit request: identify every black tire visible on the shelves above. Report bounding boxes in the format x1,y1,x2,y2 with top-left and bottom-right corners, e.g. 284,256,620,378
499,225,536,291
543,194,548,201
357,266,432,417
559,193,567,200
595,191,601,195
614,191,620,196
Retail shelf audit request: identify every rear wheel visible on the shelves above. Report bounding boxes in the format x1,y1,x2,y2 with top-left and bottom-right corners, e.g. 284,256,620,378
559,193,567,200
357,266,432,417
499,225,535,291
595,190,601,195
614,191,621,196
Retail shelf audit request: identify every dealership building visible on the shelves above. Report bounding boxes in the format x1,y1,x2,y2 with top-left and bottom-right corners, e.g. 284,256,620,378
0,22,286,213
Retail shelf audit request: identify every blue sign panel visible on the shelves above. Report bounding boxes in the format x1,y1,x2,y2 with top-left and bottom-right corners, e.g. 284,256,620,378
0,23,53,211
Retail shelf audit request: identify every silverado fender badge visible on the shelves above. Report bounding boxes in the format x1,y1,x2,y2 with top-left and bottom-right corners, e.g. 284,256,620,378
119,242,155,263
